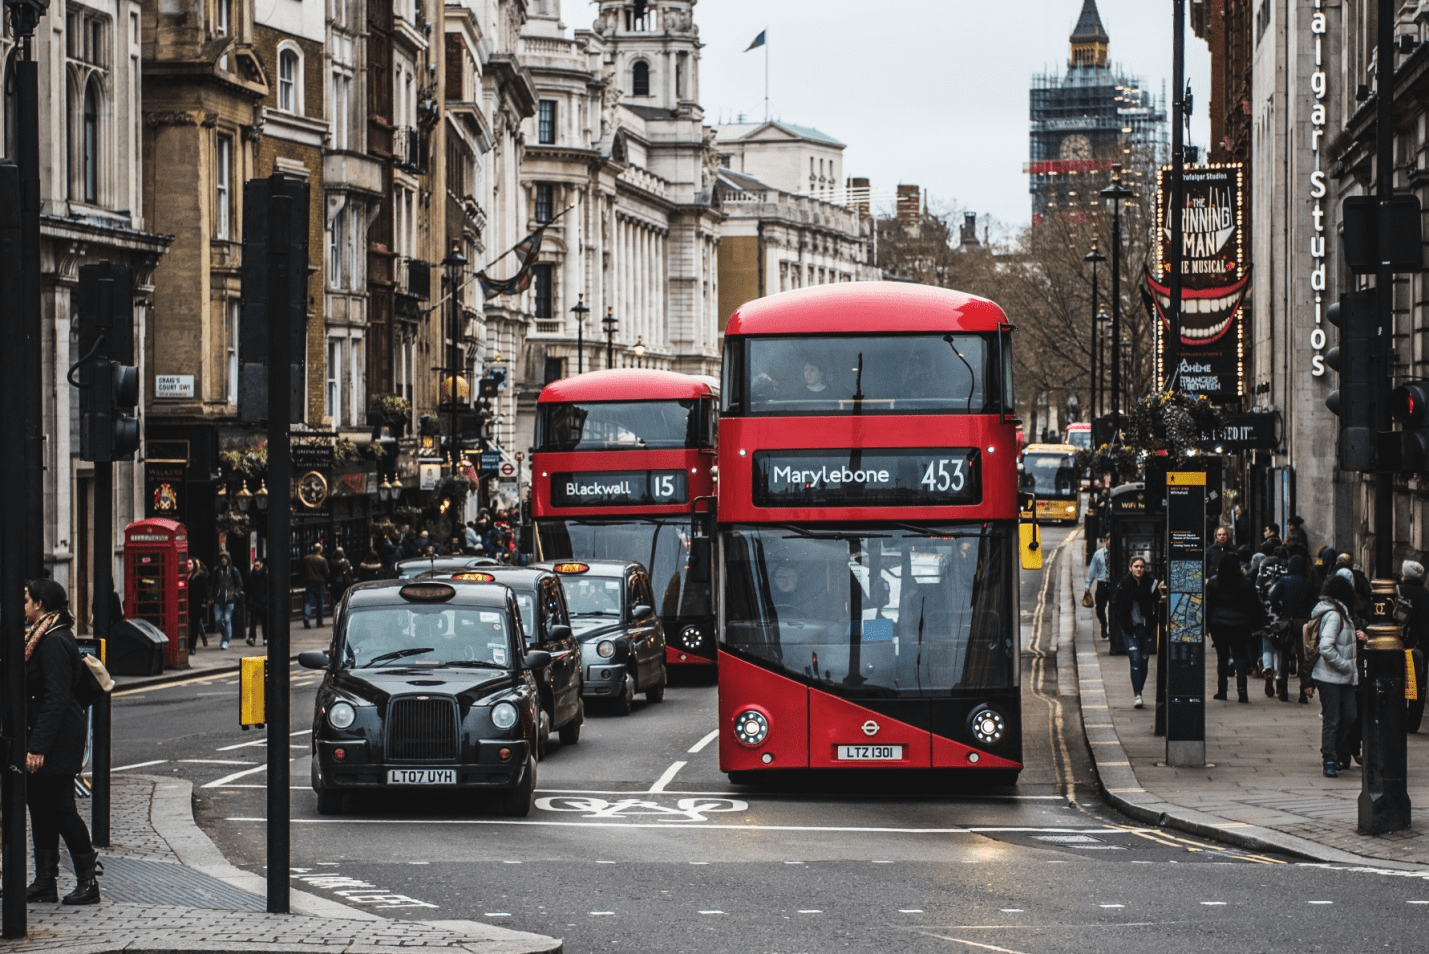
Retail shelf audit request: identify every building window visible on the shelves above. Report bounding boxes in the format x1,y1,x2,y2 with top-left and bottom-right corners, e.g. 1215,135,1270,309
532,264,553,319
331,71,351,150
538,100,556,144
227,300,240,405
544,356,565,385
278,48,299,113
349,338,364,428
632,61,649,97
329,206,347,289
327,338,343,424
534,183,553,223
215,134,232,239
625,4,649,31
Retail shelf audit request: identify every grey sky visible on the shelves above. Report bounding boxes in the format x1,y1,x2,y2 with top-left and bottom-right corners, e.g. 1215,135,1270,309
692,0,1212,233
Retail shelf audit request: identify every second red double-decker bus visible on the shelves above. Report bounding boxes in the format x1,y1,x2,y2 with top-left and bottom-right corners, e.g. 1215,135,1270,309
531,369,719,668
717,282,1024,783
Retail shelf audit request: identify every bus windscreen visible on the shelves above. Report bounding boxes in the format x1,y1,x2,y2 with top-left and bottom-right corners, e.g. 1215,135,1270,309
535,518,712,618
727,334,992,416
536,400,700,451
1021,453,1078,499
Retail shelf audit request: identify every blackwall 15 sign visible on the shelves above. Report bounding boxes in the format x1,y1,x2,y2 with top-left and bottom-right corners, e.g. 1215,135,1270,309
1148,162,1248,401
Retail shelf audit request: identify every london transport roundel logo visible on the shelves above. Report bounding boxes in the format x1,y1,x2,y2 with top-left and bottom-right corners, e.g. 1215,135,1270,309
861,720,880,737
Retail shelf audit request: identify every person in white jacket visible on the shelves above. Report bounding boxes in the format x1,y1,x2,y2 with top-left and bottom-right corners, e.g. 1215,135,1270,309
1310,574,1364,778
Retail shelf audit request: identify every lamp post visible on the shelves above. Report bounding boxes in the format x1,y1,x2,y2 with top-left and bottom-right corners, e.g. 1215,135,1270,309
1095,312,1109,429
442,241,467,475
602,307,618,369
1100,170,1134,440
571,294,589,375
633,336,645,368
1120,338,1132,418
1084,243,1106,424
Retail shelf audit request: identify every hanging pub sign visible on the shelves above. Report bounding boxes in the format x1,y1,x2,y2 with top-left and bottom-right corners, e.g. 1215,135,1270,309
1148,162,1248,401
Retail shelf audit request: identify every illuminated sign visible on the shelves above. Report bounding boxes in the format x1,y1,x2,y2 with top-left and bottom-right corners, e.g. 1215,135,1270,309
752,449,982,507
549,470,688,507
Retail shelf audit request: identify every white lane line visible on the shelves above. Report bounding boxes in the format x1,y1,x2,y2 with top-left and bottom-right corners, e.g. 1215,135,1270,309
1308,901,1333,905
180,759,259,765
698,910,724,915
919,935,1029,954
1201,901,1227,906
485,913,511,917
217,738,268,751
113,760,168,772
688,730,719,754
1410,901,1429,905
1000,909,1023,913
798,909,822,914
590,911,614,916
899,909,925,913
648,761,687,794
1099,904,1125,909
205,761,280,788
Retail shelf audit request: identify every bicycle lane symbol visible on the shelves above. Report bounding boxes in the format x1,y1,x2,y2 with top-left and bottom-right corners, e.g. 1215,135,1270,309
534,796,748,822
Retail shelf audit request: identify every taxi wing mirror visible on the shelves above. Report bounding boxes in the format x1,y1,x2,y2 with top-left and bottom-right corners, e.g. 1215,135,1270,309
524,649,553,671
297,650,330,670
632,604,655,621
547,624,573,642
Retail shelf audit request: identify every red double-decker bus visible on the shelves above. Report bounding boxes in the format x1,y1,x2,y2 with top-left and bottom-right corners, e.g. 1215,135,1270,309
531,369,719,667
717,282,1025,783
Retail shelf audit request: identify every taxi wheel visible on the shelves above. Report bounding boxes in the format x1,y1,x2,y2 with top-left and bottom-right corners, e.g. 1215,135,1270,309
558,699,584,746
537,708,552,757
501,754,537,817
611,672,635,716
315,789,343,816
645,665,667,703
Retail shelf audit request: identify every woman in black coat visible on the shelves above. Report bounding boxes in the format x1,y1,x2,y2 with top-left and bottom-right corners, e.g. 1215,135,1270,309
1112,556,1159,709
1205,552,1265,703
21,578,100,905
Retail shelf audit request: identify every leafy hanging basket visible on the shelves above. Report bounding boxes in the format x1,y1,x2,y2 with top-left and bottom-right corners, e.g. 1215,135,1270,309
1124,390,1225,459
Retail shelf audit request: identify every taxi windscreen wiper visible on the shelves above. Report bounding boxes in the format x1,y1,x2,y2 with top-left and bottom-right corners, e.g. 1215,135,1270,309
361,647,435,667
571,610,620,617
437,660,508,670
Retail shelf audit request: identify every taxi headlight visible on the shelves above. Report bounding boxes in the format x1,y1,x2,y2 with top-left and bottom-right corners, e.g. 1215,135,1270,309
969,706,1005,745
597,639,616,659
680,625,703,650
491,701,519,729
733,708,769,746
328,701,356,730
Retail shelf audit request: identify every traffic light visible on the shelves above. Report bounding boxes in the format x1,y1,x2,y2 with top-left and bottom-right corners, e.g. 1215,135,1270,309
477,376,499,399
475,396,495,448
1388,381,1429,473
77,263,140,463
1325,289,1378,472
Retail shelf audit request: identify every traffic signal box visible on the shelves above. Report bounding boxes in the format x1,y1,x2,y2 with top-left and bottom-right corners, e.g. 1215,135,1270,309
1388,381,1429,473
77,263,140,463
1325,289,1379,473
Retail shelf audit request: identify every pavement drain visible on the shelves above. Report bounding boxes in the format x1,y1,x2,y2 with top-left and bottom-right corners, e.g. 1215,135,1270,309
87,856,266,911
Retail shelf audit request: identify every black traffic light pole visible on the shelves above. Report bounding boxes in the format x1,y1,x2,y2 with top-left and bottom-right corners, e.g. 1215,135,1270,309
1373,0,1395,581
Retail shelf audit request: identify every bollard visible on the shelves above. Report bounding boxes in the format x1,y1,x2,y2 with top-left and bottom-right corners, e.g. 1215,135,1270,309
1358,579,1411,834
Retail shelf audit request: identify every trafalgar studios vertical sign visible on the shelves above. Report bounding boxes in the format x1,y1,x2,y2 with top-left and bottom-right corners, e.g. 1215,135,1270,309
1148,162,1249,400
1306,1,1332,377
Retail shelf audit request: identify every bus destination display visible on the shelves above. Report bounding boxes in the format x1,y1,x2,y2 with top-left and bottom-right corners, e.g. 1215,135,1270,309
751,448,981,507
550,470,690,507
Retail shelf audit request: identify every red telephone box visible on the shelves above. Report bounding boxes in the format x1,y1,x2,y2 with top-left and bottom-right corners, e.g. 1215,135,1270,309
123,518,191,668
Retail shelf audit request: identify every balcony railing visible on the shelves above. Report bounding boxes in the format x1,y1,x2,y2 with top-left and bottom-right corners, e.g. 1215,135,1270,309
394,127,428,175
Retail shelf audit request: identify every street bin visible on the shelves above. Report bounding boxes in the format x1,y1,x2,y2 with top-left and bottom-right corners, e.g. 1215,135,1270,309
107,618,169,676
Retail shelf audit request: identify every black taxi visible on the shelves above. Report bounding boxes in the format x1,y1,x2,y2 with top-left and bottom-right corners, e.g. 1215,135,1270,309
420,565,584,752
298,579,549,816
534,560,668,715
395,555,496,580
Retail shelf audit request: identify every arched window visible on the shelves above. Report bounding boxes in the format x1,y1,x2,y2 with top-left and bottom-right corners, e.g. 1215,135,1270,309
278,48,299,113
83,79,99,203
632,60,649,97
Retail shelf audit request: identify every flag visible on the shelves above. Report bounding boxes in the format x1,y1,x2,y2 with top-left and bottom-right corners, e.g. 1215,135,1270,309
745,30,766,52
476,224,548,300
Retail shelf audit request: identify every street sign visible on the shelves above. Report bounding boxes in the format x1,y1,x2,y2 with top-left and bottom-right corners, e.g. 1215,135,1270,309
479,450,501,472
499,462,516,477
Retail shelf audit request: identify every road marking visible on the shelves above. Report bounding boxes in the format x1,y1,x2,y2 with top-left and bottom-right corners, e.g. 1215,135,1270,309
1308,900,1333,905
688,730,718,754
798,909,822,914
113,760,168,772
1201,901,1227,906
917,935,1029,954
698,910,724,915
590,911,614,916
180,759,259,765
1000,908,1023,913
899,908,924,913
648,762,687,794
1099,903,1124,908
485,913,511,917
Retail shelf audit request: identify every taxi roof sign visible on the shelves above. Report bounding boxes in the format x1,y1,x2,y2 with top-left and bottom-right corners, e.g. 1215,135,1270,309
552,562,591,574
451,571,497,582
399,582,458,602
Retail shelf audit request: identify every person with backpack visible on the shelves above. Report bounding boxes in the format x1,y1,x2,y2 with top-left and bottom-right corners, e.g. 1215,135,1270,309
1269,554,1319,703
1111,555,1159,709
19,578,101,905
209,552,243,650
1255,545,1290,695
1309,574,1364,778
1205,552,1265,703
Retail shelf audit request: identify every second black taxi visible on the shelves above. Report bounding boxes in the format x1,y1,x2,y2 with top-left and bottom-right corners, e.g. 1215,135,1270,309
299,578,549,816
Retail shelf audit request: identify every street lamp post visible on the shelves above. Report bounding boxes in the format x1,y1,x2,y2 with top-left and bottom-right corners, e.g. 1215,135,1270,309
1084,244,1106,425
633,336,645,368
571,294,589,375
1095,312,1109,427
443,241,467,475
1101,170,1134,440
602,307,618,369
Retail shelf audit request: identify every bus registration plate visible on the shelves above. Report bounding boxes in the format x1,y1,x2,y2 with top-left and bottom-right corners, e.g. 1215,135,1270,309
836,745,903,761
387,769,457,785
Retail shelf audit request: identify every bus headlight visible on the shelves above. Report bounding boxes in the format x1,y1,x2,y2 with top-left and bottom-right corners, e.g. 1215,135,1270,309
733,709,769,746
680,625,703,650
969,707,1005,745
491,701,518,729
597,640,616,659
328,701,356,730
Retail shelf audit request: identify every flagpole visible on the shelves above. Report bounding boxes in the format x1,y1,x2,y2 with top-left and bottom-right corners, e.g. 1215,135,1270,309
764,30,770,122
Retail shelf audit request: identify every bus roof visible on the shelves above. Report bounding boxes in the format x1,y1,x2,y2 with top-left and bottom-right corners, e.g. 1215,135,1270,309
1023,443,1077,455
725,281,1009,336
1065,422,1090,431
538,368,718,404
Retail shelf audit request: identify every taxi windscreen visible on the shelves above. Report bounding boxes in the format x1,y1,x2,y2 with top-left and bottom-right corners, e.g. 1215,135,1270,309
340,606,515,668
562,575,624,618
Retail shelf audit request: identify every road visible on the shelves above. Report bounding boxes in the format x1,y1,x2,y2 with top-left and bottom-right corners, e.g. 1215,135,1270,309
108,526,1429,953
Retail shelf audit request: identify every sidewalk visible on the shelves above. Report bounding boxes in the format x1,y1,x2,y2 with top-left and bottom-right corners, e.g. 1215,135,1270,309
110,616,337,692
1061,542,1429,869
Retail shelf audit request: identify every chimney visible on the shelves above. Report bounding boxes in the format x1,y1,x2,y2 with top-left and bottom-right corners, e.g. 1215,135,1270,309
960,212,980,247
896,185,921,224
846,177,871,216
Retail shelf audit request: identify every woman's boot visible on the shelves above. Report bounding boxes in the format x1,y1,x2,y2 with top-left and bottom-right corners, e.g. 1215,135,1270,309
61,851,100,906
25,849,59,903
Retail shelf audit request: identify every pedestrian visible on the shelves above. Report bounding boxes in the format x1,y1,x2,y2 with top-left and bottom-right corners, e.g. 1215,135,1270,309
1269,553,1318,703
1286,514,1309,552
1083,533,1111,639
1255,545,1289,690
464,521,480,555
378,531,398,576
1204,525,1232,577
398,523,420,560
1310,574,1363,777
20,579,101,905
357,549,384,582
1398,559,1429,732
1205,551,1265,703
1310,546,1337,594
302,542,330,629
245,557,268,646
1335,552,1373,617
1112,555,1158,709
1260,522,1282,554
186,557,209,651
210,552,243,649
330,546,354,607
